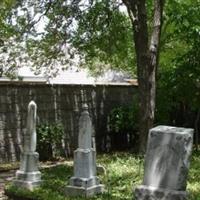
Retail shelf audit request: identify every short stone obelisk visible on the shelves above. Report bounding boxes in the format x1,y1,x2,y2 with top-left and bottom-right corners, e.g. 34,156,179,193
14,101,42,190
135,125,193,200
65,104,104,197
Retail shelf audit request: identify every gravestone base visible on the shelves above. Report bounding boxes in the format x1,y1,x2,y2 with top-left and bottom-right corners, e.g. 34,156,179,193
65,176,104,197
14,171,42,190
65,148,104,197
73,148,96,178
13,152,42,190
70,176,101,187
65,183,104,197
135,185,188,200
13,179,42,190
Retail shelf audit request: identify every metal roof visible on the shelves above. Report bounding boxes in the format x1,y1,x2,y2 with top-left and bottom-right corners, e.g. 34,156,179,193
0,67,138,86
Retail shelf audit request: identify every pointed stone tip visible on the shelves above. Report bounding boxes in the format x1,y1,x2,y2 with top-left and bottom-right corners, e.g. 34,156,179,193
82,103,88,111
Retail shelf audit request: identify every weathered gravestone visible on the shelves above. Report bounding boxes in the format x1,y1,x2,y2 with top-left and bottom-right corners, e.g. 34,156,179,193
13,101,42,190
65,104,104,197
135,125,193,200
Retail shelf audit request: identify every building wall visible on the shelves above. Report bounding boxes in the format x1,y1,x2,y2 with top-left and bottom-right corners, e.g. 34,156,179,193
0,83,137,163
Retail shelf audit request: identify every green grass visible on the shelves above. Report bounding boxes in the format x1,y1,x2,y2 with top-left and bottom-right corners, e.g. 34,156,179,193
5,152,200,200
188,152,200,200
0,162,19,172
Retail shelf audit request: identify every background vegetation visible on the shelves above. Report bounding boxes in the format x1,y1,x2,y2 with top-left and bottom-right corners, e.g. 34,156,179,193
1,0,200,150
37,123,64,161
156,0,200,148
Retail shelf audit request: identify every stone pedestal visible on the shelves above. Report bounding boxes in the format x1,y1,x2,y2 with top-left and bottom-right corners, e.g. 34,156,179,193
65,104,104,197
66,175,104,198
13,101,42,190
135,185,188,200
134,126,193,200
73,148,96,178
65,148,104,197
14,152,42,190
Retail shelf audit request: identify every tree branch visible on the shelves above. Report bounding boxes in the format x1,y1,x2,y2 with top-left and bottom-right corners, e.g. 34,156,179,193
122,0,136,25
27,0,52,32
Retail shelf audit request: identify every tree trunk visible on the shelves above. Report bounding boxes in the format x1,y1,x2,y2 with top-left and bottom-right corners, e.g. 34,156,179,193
123,0,165,153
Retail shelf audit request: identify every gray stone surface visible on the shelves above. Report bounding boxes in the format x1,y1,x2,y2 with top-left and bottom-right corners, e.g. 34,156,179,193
73,148,96,178
24,101,37,153
78,104,92,149
65,184,104,197
65,104,104,197
135,185,188,200
135,125,193,200
13,101,42,190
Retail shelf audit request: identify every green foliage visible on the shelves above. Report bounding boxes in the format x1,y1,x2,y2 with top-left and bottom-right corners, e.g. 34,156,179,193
167,0,200,45
0,0,16,32
108,103,139,134
0,0,137,77
0,162,19,171
156,0,200,125
0,0,19,77
37,122,64,146
72,1,136,75
188,152,200,200
37,122,64,161
5,152,200,200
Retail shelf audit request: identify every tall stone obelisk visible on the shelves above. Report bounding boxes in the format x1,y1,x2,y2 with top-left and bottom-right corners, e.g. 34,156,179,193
14,101,42,190
65,104,104,197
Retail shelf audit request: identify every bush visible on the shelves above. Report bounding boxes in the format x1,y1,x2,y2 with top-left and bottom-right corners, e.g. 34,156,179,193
36,122,64,161
107,103,139,151
108,103,139,134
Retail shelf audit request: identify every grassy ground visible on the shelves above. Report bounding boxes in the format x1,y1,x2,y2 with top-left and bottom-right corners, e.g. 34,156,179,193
5,152,200,200
188,152,200,200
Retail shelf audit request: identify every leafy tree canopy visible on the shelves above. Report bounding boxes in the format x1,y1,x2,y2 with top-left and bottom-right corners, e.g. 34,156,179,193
1,0,199,79
157,0,200,123
0,0,137,78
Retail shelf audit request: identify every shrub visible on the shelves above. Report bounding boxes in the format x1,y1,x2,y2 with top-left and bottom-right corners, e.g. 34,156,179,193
108,103,139,134
107,103,139,151
36,122,64,161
